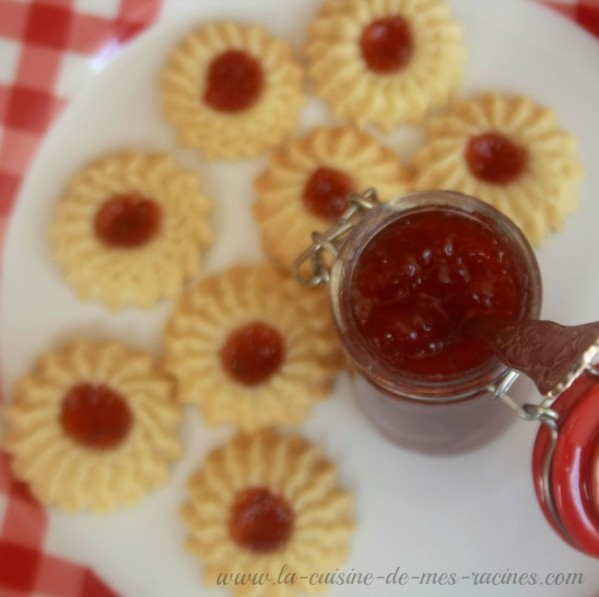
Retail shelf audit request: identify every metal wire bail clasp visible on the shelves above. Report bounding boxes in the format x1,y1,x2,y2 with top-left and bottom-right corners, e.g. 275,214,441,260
480,320,599,429
293,188,381,287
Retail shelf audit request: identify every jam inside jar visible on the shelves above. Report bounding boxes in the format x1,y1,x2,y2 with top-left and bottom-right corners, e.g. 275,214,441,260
329,190,542,453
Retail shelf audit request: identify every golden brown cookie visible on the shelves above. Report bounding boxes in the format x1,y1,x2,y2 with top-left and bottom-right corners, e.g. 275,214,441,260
162,264,343,431
3,341,182,513
161,22,305,160
253,126,412,271
305,0,466,132
182,429,355,597
412,93,584,245
48,151,213,310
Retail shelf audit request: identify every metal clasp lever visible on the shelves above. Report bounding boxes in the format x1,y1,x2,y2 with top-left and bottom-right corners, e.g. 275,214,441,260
293,188,380,287
471,318,599,423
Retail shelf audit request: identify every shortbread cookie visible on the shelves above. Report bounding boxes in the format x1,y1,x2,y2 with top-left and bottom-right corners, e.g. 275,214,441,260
182,430,355,597
49,152,213,310
161,22,305,160
3,341,181,513
163,264,343,431
305,0,465,132
254,126,412,271
413,93,584,245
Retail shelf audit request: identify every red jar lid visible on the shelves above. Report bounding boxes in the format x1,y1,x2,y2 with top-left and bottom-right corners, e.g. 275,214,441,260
532,372,599,557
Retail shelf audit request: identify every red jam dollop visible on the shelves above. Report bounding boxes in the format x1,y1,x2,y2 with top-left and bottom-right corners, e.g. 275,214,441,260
302,167,355,220
60,383,133,450
360,16,414,74
352,210,524,376
204,49,263,112
465,132,528,185
229,486,294,552
94,194,162,249
220,322,285,386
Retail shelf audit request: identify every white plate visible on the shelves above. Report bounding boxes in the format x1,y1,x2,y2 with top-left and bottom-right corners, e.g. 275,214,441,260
2,1,599,596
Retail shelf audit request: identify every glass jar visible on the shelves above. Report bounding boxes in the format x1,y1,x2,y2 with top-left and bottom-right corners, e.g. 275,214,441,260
296,189,542,454
295,188,599,557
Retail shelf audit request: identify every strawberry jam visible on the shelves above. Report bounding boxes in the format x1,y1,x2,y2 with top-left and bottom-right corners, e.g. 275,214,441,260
352,209,525,377
465,132,528,184
204,50,263,112
229,487,294,552
94,194,161,249
220,322,285,386
360,17,414,74
60,383,132,450
303,167,355,220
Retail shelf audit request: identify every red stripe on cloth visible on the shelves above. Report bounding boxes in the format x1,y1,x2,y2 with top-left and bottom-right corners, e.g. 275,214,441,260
15,45,63,92
119,0,161,25
3,86,64,134
0,587,30,597
1,496,48,550
33,0,77,7
578,1,599,37
0,543,42,594
0,130,41,177
0,2,28,40
0,84,9,121
0,541,121,597
23,3,74,50
67,14,124,54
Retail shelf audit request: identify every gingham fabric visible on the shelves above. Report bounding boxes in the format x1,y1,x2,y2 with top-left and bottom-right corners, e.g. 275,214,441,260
0,454,121,597
0,3,160,595
0,1,597,596
544,0,599,35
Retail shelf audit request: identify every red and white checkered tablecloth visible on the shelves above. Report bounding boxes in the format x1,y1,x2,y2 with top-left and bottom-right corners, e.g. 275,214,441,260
0,3,160,595
0,1,597,596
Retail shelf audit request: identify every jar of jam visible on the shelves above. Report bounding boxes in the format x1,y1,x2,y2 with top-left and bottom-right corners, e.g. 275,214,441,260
294,188,599,558
532,370,599,558
296,189,542,453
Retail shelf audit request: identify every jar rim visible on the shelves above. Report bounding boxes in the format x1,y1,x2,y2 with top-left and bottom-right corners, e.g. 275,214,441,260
329,190,543,403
